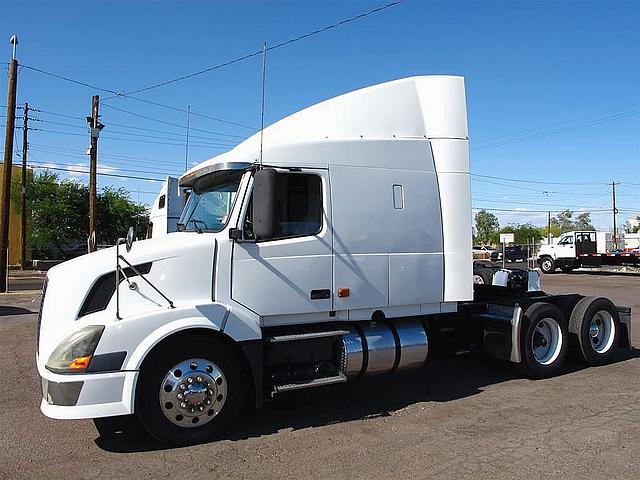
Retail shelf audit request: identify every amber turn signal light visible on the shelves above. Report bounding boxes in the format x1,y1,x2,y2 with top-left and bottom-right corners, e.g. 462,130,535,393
69,356,92,370
338,288,350,298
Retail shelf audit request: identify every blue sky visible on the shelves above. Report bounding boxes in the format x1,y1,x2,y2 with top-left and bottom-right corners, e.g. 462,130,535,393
1,0,639,230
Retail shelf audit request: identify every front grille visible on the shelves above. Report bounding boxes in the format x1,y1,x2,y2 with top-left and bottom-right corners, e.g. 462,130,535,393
36,277,48,350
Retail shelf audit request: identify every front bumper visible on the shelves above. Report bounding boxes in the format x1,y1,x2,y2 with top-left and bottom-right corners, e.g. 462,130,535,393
37,356,138,419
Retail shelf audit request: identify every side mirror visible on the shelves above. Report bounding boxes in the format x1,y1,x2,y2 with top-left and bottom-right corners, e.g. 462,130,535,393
252,169,277,240
126,226,135,252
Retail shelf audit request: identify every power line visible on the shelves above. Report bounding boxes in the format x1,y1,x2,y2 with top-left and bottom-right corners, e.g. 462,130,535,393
111,1,405,97
472,102,639,145
29,159,180,177
21,64,120,95
101,103,247,138
471,173,605,186
31,127,233,148
28,162,165,182
122,96,257,131
471,110,639,152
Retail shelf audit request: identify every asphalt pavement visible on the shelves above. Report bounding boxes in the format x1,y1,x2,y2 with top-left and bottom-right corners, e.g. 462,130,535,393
0,269,638,479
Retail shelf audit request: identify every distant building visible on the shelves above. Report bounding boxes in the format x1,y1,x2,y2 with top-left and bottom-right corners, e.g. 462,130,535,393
0,163,31,265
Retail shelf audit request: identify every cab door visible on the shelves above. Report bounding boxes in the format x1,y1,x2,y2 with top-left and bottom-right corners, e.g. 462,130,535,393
231,169,333,318
555,234,576,258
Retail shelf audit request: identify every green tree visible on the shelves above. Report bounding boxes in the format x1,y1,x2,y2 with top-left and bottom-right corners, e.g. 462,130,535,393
12,171,148,259
491,223,543,245
97,187,149,244
574,212,595,230
550,209,574,233
475,209,499,245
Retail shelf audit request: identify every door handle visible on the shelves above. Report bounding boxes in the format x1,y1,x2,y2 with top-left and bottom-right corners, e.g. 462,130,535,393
310,289,330,300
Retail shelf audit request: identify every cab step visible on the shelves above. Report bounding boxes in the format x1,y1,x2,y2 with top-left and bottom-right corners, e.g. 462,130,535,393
266,330,350,343
271,373,348,395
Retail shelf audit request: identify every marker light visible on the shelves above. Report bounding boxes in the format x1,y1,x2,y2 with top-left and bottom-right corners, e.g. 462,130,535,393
46,325,104,374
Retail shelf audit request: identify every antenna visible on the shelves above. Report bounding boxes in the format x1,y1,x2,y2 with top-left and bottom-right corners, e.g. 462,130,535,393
184,105,191,171
258,42,267,168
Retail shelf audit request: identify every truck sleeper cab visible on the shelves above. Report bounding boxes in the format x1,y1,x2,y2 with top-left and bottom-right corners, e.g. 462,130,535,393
36,77,633,445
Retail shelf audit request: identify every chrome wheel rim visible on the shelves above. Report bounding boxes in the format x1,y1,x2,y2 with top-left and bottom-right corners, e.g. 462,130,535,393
159,358,227,428
589,310,615,353
541,260,552,272
473,274,485,284
532,318,562,365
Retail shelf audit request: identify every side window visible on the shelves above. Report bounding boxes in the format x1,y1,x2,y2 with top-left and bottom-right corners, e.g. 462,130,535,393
244,172,322,240
158,194,166,209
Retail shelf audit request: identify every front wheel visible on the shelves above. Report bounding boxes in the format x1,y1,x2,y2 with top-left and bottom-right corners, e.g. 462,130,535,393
539,257,556,274
520,302,568,378
135,335,245,445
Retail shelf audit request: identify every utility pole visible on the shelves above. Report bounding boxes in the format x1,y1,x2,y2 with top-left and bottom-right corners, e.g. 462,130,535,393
611,181,618,250
547,211,551,245
20,103,28,269
0,35,19,293
86,95,103,252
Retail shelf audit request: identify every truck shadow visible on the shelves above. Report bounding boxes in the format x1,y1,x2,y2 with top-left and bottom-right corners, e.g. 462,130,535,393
94,348,640,453
0,306,37,316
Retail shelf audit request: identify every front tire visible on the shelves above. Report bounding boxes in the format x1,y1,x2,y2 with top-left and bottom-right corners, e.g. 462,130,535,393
568,297,619,365
520,302,568,378
539,256,556,274
135,335,245,445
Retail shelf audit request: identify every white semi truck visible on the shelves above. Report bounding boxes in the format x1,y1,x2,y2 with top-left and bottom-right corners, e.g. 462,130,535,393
36,76,632,445
537,231,639,274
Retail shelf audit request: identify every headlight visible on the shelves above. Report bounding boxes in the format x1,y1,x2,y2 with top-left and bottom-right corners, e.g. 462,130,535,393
45,325,105,374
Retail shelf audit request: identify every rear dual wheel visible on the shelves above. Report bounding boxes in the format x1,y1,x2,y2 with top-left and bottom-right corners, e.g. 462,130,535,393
568,297,619,365
520,302,568,378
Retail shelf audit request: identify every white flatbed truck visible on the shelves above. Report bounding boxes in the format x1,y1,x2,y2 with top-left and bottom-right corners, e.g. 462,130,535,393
537,230,640,274
36,77,632,445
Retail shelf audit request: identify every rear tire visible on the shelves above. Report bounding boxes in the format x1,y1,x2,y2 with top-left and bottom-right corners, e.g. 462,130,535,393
539,257,556,274
473,268,494,285
520,302,568,378
135,335,245,445
568,297,619,365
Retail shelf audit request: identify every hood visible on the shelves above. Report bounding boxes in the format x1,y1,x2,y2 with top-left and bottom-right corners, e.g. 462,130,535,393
39,232,218,360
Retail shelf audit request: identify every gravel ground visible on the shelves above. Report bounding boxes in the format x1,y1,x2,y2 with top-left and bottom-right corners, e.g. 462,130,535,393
0,271,638,480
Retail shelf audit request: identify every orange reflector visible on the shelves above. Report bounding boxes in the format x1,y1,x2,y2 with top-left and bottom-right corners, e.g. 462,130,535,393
338,288,350,298
69,356,92,370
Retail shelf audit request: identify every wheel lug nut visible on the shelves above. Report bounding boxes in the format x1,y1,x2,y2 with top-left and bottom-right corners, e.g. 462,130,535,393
198,405,204,412
177,393,183,400
207,389,213,396
189,407,195,414
180,402,187,409
187,377,194,384
205,399,212,405
179,384,186,391
196,376,203,382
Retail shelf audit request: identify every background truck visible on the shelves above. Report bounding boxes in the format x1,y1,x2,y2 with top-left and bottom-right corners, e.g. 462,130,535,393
537,231,640,274
36,76,632,445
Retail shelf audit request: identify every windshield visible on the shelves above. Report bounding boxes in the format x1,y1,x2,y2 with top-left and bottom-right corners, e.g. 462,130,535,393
558,235,573,245
178,169,245,232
